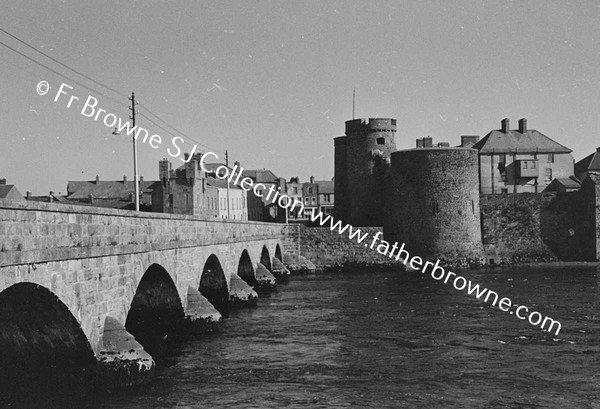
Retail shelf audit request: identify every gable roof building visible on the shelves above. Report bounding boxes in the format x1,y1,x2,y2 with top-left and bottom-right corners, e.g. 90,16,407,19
0,183,25,203
575,147,600,182
473,118,574,194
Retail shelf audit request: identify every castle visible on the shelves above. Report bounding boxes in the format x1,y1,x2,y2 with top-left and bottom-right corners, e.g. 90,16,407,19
334,118,600,265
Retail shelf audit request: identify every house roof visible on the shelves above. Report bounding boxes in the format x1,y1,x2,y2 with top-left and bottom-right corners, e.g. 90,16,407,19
67,180,160,200
26,194,67,203
575,148,600,175
205,176,243,190
472,129,572,154
202,162,227,172
0,185,24,201
316,180,334,194
554,178,581,189
241,169,280,183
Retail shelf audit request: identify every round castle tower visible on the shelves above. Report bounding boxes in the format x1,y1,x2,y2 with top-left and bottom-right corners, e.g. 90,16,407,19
383,147,484,260
334,118,397,226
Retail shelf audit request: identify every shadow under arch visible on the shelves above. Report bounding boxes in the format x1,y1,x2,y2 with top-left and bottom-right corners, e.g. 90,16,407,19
260,245,272,271
275,244,283,262
238,249,257,287
200,254,229,314
125,263,185,357
0,283,96,404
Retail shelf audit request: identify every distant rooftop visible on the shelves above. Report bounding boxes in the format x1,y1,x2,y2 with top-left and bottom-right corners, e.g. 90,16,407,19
473,118,572,154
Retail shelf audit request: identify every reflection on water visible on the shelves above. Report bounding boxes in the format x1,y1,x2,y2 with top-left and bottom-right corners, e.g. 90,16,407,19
22,264,600,408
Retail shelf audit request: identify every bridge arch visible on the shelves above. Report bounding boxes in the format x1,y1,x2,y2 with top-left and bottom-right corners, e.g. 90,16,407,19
237,249,257,287
275,244,283,262
125,263,184,356
0,283,96,399
260,245,272,271
200,254,229,313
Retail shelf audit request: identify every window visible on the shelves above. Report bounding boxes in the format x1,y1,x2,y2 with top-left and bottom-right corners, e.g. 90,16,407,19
532,161,536,169
186,193,190,205
523,161,528,169
377,137,385,145
312,197,316,203
501,172,506,182
498,154,506,163
293,187,298,194
305,197,309,204
308,187,313,194
545,168,552,184
501,188,508,194
548,153,554,163
324,194,331,202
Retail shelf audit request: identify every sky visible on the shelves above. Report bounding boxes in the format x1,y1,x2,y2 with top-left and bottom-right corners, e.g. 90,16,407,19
1,0,600,195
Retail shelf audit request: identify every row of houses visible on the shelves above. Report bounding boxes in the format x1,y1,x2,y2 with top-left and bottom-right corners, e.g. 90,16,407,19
1,155,335,224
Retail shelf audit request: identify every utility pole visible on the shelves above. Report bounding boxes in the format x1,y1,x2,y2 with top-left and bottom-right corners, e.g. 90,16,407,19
225,150,230,219
129,92,140,211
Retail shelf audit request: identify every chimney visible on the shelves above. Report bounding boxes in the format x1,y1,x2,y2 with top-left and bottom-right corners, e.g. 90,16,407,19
501,118,510,133
26,191,31,198
129,192,134,203
123,175,127,182
310,176,314,184
423,137,433,148
461,135,480,147
95,175,100,183
139,176,144,183
89,193,94,204
518,118,527,133
49,191,54,203
416,138,424,148
0,178,6,185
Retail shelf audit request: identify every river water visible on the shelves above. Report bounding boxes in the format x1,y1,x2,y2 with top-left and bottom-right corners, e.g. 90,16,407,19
64,265,600,407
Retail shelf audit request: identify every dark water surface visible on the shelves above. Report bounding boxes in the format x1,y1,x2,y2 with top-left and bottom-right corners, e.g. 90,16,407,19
81,265,600,408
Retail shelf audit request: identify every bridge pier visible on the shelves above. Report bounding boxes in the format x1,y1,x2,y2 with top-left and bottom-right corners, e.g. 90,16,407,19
271,257,291,280
97,317,155,389
255,262,277,291
184,287,221,332
229,273,258,306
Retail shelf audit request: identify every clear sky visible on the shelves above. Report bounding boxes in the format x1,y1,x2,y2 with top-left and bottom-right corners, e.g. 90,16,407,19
1,0,599,195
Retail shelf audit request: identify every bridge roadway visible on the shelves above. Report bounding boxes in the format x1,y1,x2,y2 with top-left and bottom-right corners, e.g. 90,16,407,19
0,199,292,388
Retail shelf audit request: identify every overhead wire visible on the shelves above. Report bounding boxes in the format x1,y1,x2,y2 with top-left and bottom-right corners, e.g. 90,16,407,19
0,27,250,167
0,27,222,154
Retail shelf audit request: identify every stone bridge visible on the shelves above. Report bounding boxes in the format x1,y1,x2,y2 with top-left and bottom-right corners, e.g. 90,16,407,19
0,199,293,390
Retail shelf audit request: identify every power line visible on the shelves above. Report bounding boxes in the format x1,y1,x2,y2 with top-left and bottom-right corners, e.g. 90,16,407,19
0,27,227,160
0,27,128,99
0,40,128,110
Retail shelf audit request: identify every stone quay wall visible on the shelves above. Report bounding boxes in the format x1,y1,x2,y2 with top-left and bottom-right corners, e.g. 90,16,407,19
283,223,397,269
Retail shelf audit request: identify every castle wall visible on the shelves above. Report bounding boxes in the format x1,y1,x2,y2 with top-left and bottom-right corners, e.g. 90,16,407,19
579,174,600,261
479,192,586,263
384,148,484,261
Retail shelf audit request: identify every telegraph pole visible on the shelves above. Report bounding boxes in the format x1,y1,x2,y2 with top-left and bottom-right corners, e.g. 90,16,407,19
225,150,230,219
129,92,140,211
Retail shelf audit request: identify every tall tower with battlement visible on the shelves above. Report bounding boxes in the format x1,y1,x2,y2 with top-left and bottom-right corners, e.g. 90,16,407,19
334,118,397,226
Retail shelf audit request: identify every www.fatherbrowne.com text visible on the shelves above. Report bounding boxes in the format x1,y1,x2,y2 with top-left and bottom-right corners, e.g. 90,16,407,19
309,210,562,336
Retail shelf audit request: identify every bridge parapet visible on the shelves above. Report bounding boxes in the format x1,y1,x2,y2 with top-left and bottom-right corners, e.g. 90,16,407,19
0,200,285,267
